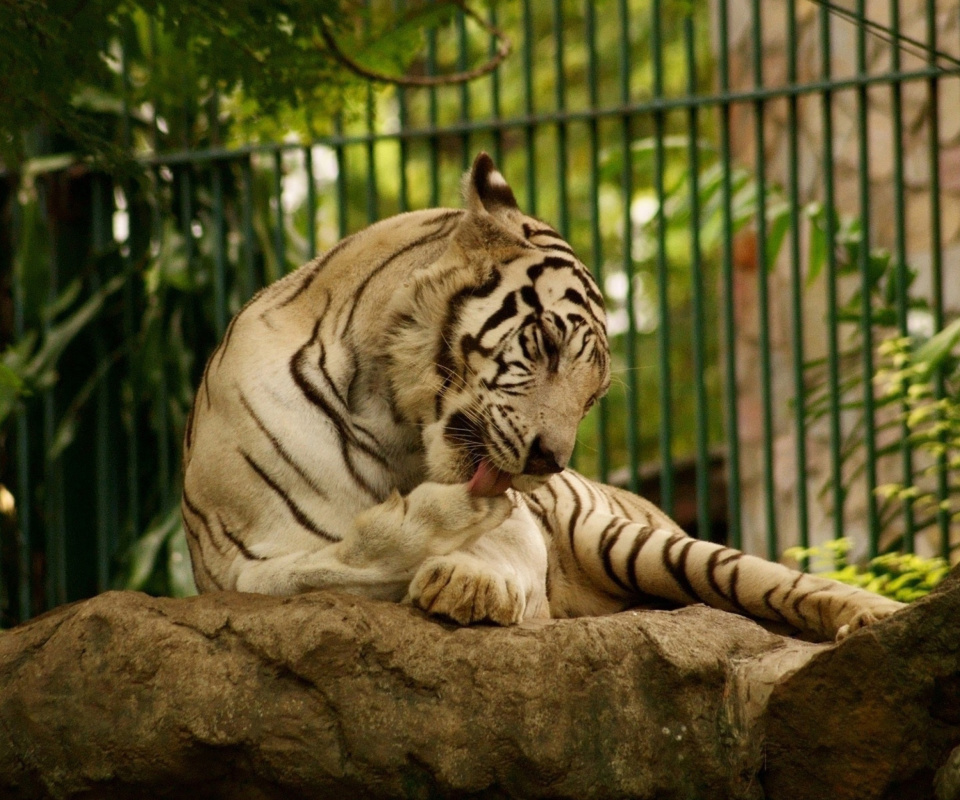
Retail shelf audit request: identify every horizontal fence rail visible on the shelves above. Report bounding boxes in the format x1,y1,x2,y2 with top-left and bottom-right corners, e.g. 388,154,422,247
1,0,959,625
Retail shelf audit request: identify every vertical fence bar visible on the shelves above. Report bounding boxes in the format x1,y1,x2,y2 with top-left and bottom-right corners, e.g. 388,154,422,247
751,0,778,559
522,0,537,215
458,7,471,172
786,0,810,560
552,0,569,240
334,115,349,239
241,157,257,299
488,4,504,167
716,0,741,548
152,89,172,511
91,176,113,591
652,0,674,515
585,0,608,483
427,7,440,208
43,186,66,609
619,0,639,493
120,36,140,552
366,104,379,222
211,161,228,338
394,0,409,212
855,0,880,557
926,0,951,555
273,149,287,272
210,96,227,342
305,147,317,259
819,3,846,545
12,198,32,620
684,12,710,537
889,0,916,550
363,0,379,222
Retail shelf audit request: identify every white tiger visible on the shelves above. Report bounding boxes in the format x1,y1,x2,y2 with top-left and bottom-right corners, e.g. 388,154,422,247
182,152,903,640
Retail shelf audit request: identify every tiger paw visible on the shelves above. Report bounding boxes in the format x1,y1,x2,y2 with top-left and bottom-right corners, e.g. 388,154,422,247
405,482,513,557
834,598,905,641
408,552,525,626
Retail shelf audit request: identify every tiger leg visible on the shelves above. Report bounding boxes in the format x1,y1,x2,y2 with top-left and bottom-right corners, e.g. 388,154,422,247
232,481,511,598
406,497,550,626
563,511,904,640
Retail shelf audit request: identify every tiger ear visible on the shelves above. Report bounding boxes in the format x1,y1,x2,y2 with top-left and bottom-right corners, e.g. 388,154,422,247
463,152,519,214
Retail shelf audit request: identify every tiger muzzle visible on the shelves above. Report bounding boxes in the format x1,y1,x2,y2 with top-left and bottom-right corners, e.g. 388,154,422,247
523,435,566,476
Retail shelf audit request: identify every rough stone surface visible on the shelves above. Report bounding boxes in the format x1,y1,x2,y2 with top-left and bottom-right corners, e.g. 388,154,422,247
0,579,958,800
763,573,960,800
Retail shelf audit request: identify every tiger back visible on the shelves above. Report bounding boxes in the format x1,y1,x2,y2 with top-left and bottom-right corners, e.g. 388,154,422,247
183,152,904,641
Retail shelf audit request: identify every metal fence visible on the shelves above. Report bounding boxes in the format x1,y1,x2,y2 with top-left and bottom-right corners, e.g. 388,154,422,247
2,0,959,625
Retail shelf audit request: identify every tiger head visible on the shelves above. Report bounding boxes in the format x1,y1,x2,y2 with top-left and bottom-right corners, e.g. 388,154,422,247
386,153,610,495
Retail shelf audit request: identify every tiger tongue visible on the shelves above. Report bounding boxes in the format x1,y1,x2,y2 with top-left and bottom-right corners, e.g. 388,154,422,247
467,459,513,497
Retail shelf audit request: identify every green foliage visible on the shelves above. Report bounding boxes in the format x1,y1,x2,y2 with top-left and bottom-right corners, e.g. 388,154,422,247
0,0,466,166
0,273,127,429
785,538,949,603
873,320,960,528
117,503,195,597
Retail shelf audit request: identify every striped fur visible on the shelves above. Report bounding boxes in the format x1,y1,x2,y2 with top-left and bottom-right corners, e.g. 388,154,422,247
183,153,903,640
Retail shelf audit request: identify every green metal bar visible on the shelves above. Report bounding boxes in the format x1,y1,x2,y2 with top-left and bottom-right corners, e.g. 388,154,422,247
552,0,569,239
120,35,140,551
273,149,287,272
488,4,504,166
551,0,571,469
11,195,31,620
334,115,348,239
155,199,172,509
786,0,810,560
716,0,741,548
855,0,880,557
42,184,66,609
819,2,846,545
241,157,257,299
180,157,199,479
619,0,639,494
652,0,674,517
684,11,710,537
152,90,172,511
141,64,960,168
211,162,227,337
394,0,409,212
365,102,379,223
651,0,676,516
522,0,537,215
427,6,440,207
889,0,916,551
926,0,951,554
748,0,778,556
364,0,379,222
585,0,608,483
752,0,778,559
91,176,112,591
458,6,471,172
305,146,317,259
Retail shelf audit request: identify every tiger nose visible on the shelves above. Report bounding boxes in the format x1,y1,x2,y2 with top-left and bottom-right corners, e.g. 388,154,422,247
523,436,566,476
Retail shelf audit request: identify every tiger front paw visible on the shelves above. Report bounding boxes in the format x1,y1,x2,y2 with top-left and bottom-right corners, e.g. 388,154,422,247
406,482,513,557
408,553,526,626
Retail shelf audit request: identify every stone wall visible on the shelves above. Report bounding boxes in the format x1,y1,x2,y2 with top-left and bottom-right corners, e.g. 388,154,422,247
712,0,960,558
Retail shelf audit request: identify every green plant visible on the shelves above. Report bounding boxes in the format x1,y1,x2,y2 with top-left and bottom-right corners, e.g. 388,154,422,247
785,538,949,603
797,199,951,542
873,318,960,529
0,0,477,167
